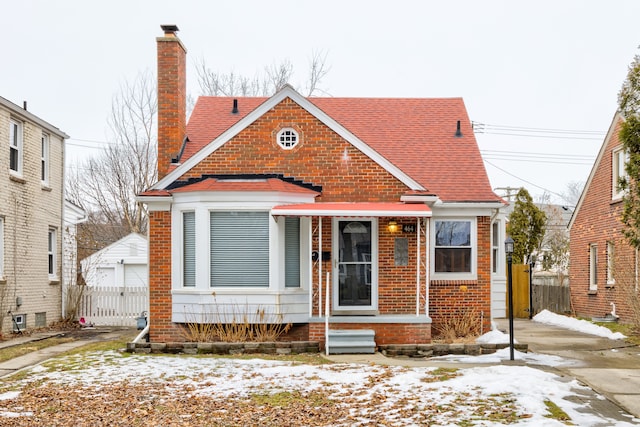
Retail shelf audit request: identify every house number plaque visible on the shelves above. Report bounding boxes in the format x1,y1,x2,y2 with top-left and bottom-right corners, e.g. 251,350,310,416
402,224,416,233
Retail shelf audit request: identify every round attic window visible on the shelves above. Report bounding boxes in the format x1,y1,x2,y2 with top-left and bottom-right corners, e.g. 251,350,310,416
277,128,299,150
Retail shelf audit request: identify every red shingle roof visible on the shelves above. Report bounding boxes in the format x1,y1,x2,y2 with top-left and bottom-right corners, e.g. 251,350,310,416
183,96,500,202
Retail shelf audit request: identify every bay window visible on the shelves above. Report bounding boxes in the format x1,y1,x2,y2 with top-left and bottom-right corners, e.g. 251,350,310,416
209,211,269,287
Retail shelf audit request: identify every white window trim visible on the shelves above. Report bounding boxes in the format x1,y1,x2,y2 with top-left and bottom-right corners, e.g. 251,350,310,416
612,147,628,200
170,193,314,293
491,220,501,275
606,241,615,286
48,228,57,279
331,217,379,312
276,128,299,150
9,118,23,176
589,244,598,291
41,133,50,185
431,217,477,281
182,211,196,288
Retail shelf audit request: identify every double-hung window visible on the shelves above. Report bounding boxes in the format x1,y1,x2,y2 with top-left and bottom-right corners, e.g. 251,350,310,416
182,212,196,287
606,241,615,286
41,133,50,185
9,119,23,175
492,222,499,274
612,147,628,200
435,220,472,274
210,211,269,287
48,228,56,278
285,217,300,288
589,244,598,292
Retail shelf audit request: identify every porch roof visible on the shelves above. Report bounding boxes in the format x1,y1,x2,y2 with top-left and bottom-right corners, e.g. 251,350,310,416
271,202,431,217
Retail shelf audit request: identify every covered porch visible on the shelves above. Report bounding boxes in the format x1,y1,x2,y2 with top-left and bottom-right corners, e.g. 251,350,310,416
272,202,433,351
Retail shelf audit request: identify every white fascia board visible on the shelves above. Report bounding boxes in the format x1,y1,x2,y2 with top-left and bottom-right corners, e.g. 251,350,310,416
152,85,424,191
137,195,172,211
271,208,432,217
171,190,317,205
568,111,622,230
431,202,505,217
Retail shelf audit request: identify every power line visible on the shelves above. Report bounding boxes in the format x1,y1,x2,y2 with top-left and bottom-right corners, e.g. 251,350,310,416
481,150,594,166
472,121,606,141
483,159,570,203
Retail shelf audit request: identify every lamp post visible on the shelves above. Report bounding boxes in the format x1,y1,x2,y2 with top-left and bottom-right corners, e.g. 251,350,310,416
505,236,515,361
528,255,536,320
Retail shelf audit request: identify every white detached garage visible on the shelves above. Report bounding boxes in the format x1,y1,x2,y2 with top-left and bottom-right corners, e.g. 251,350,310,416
80,233,148,326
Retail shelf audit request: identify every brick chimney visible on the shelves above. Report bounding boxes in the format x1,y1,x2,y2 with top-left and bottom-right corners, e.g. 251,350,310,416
157,25,187,180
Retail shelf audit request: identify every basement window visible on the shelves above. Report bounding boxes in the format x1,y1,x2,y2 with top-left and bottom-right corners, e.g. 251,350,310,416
277,128,299,150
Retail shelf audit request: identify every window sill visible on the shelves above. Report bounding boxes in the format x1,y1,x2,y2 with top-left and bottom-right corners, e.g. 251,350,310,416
587,289,597,295
41,184,52,192
605,281,615,288
0,277,6,285
9,173,26,184
49,278,60,285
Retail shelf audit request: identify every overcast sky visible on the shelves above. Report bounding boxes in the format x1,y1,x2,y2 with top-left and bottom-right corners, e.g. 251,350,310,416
3,0,640,204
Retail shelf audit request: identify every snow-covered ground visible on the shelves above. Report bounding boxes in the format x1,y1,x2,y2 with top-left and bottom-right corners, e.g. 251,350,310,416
533,309,627,340
0,310,637,426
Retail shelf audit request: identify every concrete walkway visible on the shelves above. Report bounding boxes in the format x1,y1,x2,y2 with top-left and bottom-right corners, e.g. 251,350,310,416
0,327,136,378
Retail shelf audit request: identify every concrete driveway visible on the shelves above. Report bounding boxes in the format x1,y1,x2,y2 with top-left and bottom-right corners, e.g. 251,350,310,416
497,318,640,419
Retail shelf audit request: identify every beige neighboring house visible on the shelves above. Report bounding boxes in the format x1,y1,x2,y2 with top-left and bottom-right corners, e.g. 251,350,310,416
0,96,68,334
62,200,87,318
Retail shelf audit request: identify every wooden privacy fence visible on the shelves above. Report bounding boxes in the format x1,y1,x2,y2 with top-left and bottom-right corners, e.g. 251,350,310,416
510,266,571,317
78,286,148,327
532,281,571,315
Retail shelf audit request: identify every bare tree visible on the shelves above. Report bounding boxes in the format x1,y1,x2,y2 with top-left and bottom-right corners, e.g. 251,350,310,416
68,70,157,242
68,54,331,256
561,180,584,207
196,50,330,97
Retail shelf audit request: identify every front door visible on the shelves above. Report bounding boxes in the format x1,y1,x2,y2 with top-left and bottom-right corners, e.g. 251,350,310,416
334,219,377,310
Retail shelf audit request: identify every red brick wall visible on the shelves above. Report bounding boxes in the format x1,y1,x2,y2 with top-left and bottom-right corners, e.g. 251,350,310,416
157,31,186,180
570,117,636,322
429,216,493,335
148,97,494,342
309,322,431,346
148,210,183,342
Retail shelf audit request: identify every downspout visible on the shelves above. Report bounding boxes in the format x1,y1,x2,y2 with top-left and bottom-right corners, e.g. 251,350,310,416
424,217,430,317
308,218,313,318
133,324,150,343
415,216,420,316
318,217,323,317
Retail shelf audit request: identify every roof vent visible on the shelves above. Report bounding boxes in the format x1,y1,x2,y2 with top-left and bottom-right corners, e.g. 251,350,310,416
232,99,239,114
455,120,462,137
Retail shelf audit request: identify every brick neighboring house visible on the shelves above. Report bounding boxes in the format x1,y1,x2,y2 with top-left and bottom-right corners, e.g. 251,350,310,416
0,96,68,334
569,112,636,321
139,26,507,348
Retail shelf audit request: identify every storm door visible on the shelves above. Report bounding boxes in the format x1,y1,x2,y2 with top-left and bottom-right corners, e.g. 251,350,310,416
334,219,377,310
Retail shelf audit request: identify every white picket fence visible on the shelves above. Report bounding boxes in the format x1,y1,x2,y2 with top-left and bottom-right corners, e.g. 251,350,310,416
78,285,148,327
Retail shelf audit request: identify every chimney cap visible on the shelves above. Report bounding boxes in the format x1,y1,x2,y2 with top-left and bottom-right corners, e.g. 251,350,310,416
161,24,180,35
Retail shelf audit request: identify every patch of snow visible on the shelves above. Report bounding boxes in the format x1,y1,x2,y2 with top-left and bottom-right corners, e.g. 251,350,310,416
476,328,516,344
0,391,20,401
5,351,635,426
433,347,575,367
533,309,626,340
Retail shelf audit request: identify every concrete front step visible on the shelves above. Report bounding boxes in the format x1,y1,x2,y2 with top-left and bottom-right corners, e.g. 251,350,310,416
327,329,376,354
